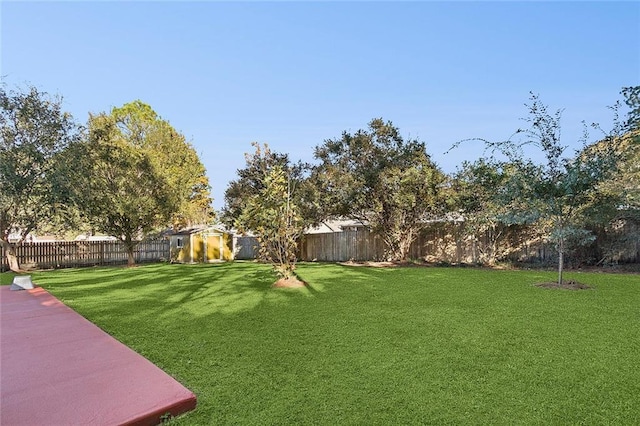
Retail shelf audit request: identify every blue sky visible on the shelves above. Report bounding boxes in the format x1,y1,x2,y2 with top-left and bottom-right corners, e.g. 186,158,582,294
2,1,638,210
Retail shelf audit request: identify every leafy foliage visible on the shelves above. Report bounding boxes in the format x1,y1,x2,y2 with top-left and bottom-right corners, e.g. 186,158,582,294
621,86,640,133
222,142,292,228
70,101,213,265
75,113,175,265
110,101,214,228
467,93,622,282
0,83,81,270
312,118,445,261
234,144,304,280
451,159,523,264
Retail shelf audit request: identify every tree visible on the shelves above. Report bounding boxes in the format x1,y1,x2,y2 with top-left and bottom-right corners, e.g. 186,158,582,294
621,86,640,133
233,144,304,283
110,101,214,228
222,143,292,228
74,113,175,266
72,102,213,266
614,86,640,216
574,128,639,264
0,84,81,271
452,159,516,264
579,87,640,263
463,93,622,284
312,118,445,261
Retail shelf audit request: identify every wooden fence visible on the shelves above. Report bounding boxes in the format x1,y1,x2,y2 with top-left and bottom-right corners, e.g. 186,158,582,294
234,236,260,260
1,240,170,272
300,231,385,262
299,226,541,263
298,221,640,265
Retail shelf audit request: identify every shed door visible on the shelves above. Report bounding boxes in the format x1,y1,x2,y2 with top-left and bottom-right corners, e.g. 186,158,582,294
206,235,221,261
192,235,205,263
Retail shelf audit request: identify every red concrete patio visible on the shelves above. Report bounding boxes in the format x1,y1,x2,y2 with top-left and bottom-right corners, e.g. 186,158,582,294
1,286,196,425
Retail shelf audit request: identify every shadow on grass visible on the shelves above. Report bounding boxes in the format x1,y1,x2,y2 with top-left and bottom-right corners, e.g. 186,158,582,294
30,262,323,321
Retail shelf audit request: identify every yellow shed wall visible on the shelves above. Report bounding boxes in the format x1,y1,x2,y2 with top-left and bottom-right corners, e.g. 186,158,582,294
223,234,233,260
192,234,204,262
172,230,233,263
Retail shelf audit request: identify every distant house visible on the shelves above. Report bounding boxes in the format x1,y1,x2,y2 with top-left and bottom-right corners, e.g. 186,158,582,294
74,234,118,242
7,231,62,243
169,225,234,263
305,219,369,234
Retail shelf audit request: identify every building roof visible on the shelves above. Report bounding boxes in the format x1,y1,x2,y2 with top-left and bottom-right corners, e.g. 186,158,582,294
305,219,368,234
169,225,229,236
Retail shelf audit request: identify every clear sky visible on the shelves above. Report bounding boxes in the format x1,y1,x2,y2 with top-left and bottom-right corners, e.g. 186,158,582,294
2,1,639,210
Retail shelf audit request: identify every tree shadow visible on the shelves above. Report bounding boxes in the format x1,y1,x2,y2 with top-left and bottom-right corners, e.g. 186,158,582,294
30,262,324,323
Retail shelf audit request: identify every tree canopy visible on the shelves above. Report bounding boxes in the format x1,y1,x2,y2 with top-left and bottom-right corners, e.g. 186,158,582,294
4,80,636,272
451,159,520,264
311,118,446,261
0,84,81,271
222,142,292,228
110,101,214,228
73,101,213,266
464,93,623,283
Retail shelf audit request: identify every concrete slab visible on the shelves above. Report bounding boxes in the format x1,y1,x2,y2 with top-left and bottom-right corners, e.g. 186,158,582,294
1,286,196,425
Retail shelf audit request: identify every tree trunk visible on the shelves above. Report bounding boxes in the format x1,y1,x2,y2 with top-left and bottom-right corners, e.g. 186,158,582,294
123,237,136,267
398,238,412,262
383,229,415,262
558,236,564,286
1,239,23,273
127,249,135,267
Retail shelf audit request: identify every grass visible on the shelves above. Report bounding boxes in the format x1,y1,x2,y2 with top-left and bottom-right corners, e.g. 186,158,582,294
2,263,639,424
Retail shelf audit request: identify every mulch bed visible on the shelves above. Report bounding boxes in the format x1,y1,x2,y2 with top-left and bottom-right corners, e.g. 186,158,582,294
272,277,307,288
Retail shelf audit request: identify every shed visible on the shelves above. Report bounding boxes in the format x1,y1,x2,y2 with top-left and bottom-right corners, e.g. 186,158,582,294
169,226,234,263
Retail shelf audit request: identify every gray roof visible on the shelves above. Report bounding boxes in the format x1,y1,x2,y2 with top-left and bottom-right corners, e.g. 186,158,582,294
169,225,228,236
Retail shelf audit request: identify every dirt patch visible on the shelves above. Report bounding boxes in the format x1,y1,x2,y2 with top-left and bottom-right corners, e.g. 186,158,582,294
272,276,307,289
535,280,592,290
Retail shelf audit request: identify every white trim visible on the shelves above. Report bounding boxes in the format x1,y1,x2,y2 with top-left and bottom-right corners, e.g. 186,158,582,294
190,234,194,263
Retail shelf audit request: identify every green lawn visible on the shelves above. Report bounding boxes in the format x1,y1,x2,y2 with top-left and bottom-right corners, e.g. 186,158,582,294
4,263,639,424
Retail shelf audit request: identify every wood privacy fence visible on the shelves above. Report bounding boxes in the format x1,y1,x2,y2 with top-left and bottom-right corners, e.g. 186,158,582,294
299,221,640,265
234,236,260,260
300,231,386,262
299,226,545,263
1,240,170,272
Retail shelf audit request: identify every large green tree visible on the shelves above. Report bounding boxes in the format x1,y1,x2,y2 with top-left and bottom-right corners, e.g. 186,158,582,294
222,142,319,227
110,101,214,228
614,86,640,216
312,118,445,261
74,101,212,266
0,84,81,271
75,113,174,266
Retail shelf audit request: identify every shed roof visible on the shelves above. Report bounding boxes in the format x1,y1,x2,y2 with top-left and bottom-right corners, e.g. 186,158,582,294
169,225,229,236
